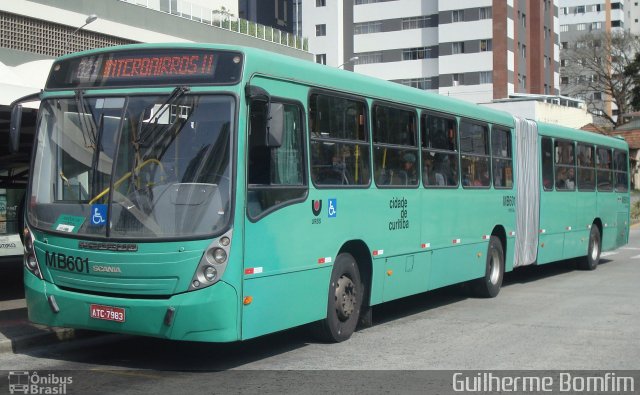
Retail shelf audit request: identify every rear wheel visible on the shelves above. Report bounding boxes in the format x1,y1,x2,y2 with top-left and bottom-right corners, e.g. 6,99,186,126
471,236,504,298
314,253,362,343
578,225,601,271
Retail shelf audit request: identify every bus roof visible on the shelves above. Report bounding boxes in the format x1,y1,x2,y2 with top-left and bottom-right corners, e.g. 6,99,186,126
59,42,515,129
54,43,628,151
537,121,629,150
240,45,516,128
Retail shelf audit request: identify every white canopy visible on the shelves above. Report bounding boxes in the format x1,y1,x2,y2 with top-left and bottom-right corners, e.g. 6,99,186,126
0,59,53,108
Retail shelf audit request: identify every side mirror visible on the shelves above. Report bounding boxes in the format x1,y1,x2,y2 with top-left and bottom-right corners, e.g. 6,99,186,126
10,104,23,153
267,103,284,148
246,83,283,148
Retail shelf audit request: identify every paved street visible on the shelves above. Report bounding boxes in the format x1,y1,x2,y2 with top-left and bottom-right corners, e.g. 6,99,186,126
0,229,639,393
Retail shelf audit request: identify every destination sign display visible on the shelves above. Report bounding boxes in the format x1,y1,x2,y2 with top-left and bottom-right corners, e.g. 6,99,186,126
46,48,243,89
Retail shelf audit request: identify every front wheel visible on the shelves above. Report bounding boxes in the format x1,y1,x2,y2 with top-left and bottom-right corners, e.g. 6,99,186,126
314,253,362,343
471,236,504,298
578,225,601,271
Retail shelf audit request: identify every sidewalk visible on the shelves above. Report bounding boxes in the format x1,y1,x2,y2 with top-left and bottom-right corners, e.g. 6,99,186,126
0,297,91,354
0,263,98,354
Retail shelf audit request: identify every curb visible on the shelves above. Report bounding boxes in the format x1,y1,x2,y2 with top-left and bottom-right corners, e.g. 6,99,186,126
0,327,98,354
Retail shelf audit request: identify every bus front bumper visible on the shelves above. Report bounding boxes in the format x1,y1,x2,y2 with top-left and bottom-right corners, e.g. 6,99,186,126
24,271,239,342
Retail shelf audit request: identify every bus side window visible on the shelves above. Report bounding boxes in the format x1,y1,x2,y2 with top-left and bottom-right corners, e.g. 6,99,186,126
491,127,513,189
309,93,370,187
372,104,418,187
596,146,613,192
541,137,554,191
421,112,458,188
460,120,490,188
247,101,306,219
614,149,629,192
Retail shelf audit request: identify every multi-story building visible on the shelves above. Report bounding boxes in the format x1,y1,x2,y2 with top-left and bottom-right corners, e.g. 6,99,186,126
303,0,560,104
630,1,640,34
558,0,626,124
238,0,293,34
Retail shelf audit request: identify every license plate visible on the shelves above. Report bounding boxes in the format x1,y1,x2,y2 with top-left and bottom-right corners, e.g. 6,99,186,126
89,304,126,323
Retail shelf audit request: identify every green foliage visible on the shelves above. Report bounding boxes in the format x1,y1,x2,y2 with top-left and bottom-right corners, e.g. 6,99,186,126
624,52,640,111
631,200,640,222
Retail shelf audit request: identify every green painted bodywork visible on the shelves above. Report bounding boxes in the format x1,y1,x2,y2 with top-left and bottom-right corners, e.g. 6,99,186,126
24,43,628,342
536,123,630,265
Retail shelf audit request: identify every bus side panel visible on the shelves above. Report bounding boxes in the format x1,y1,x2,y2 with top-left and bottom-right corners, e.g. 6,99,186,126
381,253,431,302
616,192,630,248
241,268,330,340
241,193,330,340
428,243,487,290
564,191,589,259
598,192,618,251
537,191,568,264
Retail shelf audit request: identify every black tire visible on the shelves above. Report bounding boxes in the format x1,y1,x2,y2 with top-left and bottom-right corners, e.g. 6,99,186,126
578,225,601,271
314,253,362,343
471,236,504,298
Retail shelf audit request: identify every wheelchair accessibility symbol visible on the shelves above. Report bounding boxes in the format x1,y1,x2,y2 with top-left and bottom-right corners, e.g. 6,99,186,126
328,198,337,218
91,204,107,226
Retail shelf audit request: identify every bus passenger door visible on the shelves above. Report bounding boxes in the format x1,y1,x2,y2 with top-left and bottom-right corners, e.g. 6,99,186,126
241,82,326,340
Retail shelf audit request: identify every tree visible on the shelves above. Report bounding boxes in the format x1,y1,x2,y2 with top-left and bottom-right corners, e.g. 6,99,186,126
561,31,640,128
624,52,640,111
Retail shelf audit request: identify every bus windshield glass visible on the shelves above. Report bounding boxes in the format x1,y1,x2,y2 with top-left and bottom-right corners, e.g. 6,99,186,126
29,94,234,239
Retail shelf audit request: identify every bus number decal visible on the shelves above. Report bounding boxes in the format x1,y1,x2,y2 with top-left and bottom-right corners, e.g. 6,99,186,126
503,196,516,207
389,197,409,231
44,251,90,274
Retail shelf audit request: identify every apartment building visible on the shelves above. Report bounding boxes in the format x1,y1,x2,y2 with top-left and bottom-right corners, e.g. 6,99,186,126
558,0,626,123
303,0,559,104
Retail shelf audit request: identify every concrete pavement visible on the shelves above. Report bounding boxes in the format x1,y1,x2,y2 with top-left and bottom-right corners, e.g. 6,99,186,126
0,261,98,354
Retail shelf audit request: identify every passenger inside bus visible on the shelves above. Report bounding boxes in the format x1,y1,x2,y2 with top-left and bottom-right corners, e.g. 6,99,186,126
401,152,418,185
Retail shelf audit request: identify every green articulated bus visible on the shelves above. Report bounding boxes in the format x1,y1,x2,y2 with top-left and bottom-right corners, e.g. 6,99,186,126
10,43,629,343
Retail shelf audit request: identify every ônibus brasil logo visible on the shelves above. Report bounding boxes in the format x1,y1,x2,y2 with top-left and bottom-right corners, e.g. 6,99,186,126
7,371,72,394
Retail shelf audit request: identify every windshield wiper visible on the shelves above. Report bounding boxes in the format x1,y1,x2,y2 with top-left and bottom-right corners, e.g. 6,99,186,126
130,86,190,189
137,86,190,147
74,89,98,149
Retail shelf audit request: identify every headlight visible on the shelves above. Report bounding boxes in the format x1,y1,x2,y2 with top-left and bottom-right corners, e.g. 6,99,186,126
23,227,43,279
203,266,217,281
26,254,38,270
212,248,227,264
189,231,232,291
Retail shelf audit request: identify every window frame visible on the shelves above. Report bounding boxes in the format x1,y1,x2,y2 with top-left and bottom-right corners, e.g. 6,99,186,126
491,126,513,190
459,118,491,189
596,146,613,192
247,97,309,222
371,101,419,189
554,139,576,192
421,110,460,189
308,89,371,189
614,148,629,192
576,142,596,192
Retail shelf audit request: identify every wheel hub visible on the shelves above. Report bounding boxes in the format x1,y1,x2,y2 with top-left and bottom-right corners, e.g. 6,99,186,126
335,275,356,321
489,249,501,284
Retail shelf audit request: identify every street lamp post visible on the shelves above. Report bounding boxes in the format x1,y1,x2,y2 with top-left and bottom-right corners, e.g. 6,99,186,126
65,14,98,54
337,56,359,69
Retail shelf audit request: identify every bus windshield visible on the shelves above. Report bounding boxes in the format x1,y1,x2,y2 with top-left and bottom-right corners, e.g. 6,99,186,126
29,94,234,239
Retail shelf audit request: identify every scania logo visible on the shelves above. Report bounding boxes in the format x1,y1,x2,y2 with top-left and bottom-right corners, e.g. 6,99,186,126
92,265,122,273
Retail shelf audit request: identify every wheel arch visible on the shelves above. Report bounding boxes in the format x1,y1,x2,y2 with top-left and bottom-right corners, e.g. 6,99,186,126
338,239,372,308
592,217,603,237
491,225,507,260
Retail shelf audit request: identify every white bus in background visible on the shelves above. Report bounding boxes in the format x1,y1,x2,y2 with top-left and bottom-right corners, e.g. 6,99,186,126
0,179,25,263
